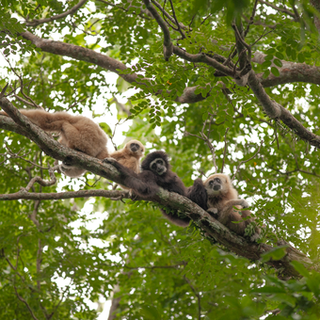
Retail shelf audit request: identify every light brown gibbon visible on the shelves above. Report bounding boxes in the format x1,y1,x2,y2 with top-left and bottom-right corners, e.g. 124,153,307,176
204,173,260,241
0,109,109,178
109,140,144,190
110,140,145,173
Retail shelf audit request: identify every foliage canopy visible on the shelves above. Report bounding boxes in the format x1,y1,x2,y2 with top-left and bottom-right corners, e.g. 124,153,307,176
1,0,320,319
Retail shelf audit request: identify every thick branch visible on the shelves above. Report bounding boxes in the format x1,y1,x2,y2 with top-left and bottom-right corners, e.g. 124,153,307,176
18,31,320,106
0,98,314,278
253,52,320,86
247,70,320,148
20,31,139,85
25,0,89,26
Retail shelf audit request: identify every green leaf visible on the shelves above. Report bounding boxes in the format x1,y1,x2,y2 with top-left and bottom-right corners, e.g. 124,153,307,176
271,67,280,77
261,246,287,263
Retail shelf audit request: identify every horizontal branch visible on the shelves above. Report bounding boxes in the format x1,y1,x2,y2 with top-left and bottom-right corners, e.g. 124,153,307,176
20,31,139,85
0,189,131,201
253,51,320,86
18,31,320,106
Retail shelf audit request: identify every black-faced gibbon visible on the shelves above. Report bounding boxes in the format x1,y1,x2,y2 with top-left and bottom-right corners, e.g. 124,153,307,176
204,173,260,241
103,151,190,226
0,109,109,178
139,151,190,227
110,140,145,173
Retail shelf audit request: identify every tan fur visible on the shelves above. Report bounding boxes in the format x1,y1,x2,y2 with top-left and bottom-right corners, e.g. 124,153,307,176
204,173,260,241
0,109,109,177
110,140,144,190
110,140,144,173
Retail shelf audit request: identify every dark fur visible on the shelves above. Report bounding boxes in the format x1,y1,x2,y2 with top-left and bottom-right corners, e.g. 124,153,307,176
104,151,190,227
186,178,208,211
102,158,156,196
140,151,190,227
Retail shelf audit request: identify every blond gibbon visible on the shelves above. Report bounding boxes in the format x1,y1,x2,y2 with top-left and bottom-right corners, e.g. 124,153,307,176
188,173,260,241
109,140,145,190
110,140,145,173
0,109,109,178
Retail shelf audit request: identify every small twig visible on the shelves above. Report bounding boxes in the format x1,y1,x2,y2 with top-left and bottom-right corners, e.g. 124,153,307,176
199,13,212,26
168,0,186,38
151,0,189,30
111,96,132,116
233,23,252,63
258,0,298,20
25,0,89,26
232,140,263,180
124,263,184,270
184,276,201,320
221,128,230,173
0,83,9,99
0,55,42,109
160,0,177,30
13,286,40,320
4,144,50,169
24,164,58,192
244,0,259,37
251,28,275,47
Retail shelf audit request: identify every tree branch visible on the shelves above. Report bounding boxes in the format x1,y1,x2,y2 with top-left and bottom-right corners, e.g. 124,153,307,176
143,0,173,60
25,0,89,26
0,189,131,201
0,98,314,277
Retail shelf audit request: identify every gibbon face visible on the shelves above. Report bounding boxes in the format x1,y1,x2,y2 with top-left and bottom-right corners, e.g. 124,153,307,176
204,174,232,196
126,140,145,157
149,157,167,175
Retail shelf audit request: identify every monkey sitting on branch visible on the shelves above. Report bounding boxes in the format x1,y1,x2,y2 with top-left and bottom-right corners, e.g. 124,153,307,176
0,109,109,178
188,173,260,241
110,140,145,174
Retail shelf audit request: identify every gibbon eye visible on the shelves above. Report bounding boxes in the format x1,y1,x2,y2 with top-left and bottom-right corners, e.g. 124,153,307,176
209,180,214,186
151,163,157,170
214,178,221,184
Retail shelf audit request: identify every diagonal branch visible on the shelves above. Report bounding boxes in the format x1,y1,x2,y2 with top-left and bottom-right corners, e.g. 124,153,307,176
25,0,89,26
143,0,173,60
20,31,140,85
246,70,320,149
0,97,315,277
258,0,299,20
17,31,320,104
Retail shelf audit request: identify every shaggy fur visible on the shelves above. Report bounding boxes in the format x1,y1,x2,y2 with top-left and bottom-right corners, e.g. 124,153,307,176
187,178,208,211
0,109,109,178
140,151,190,227
204,173,260,241
110,140,144,173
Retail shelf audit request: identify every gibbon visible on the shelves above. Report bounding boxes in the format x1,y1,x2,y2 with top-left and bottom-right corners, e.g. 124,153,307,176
139,151,190,227
103,150,190,226
204,173,260,241
187,178,208,211
188,173,260,241
110,140,145,190
0,109,109,178
110,140,145,173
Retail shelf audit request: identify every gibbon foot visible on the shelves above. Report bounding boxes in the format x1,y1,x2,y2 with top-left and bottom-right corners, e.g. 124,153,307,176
207,207,219,219
102,157,119,166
